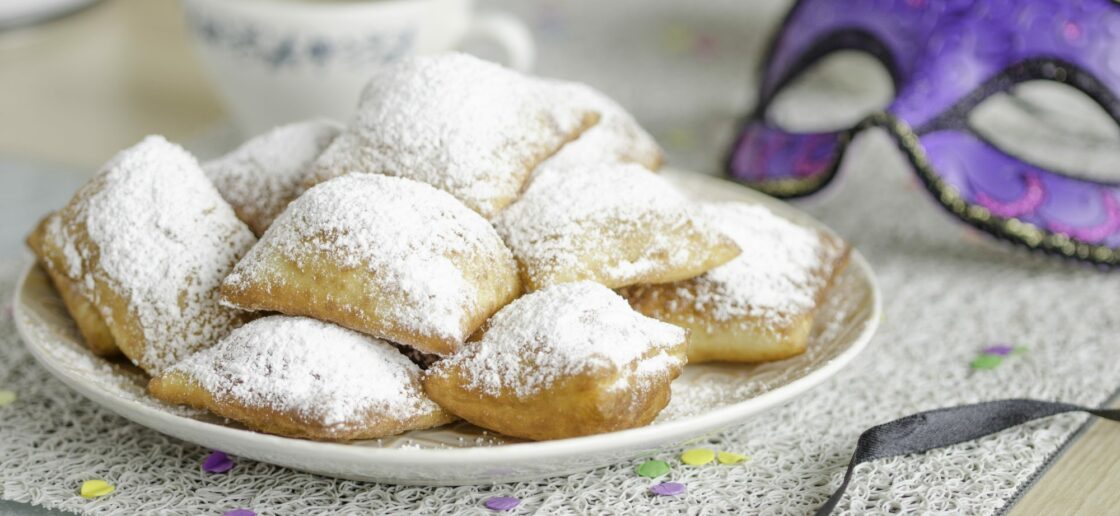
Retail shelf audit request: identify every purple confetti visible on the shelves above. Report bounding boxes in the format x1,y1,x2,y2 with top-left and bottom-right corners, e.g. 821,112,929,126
223,510,255,516
202,450,235,474
484,496,520,511
983,344,1014,356
650,482,686,496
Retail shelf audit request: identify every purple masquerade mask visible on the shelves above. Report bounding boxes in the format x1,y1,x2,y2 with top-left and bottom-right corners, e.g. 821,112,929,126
728,0,1120,266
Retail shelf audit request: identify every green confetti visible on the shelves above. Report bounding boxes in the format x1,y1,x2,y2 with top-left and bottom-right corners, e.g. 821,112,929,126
1012,346,1029,356
0,389,15,406
970,355,1003,370
637,460,670,478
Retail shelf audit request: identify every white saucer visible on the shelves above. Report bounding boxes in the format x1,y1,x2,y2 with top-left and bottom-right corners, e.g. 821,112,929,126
13,170,880,486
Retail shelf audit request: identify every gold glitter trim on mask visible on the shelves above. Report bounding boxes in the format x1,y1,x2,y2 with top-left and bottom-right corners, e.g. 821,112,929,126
869,111,1120,267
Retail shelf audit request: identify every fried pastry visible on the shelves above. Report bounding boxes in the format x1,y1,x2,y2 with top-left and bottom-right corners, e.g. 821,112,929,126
306,52,598,217
621,203,850,363
536,81,663,173
27,136,256,374
220,173,521,356
26,213,119,357
493,163,741,291
204,119,342,236
149,316,454,440
423,281,687,441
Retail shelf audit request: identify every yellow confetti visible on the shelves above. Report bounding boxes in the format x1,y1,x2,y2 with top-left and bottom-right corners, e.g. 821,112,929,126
717,451,749,465
680,448,715,466
80,479,114,499
0,389,16,406
665,128,696,150
662,24,693,53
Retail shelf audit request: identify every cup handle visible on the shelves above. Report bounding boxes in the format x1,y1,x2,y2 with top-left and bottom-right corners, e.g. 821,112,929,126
463,12,535,72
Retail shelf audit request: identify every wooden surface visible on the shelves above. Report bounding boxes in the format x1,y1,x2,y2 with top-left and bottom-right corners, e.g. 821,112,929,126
1009,395,1120,515
0,0,224,169
1,1,1118,514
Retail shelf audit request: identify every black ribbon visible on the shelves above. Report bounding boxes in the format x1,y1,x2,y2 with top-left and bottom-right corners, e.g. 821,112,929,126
816,399,1120,515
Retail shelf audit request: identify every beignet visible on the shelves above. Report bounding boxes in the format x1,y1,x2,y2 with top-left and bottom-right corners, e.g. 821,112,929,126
423,281,687,441
493,163,741,291
149,316,454,440
306,53,598,217
621,203,850,363
220,174,521,356
204,119,342,236
27,136,256,374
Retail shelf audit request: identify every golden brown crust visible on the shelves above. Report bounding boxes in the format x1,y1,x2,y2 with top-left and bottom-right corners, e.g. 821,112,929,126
515,217,742,292
150,372,455,441
423,338,687,441
26,210,154,365
622,233,850,364
26,214,120,357
220,248,521,356
220,174,522,357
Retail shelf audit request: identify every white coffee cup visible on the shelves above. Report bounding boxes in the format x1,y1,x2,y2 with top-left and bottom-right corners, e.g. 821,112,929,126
181,0,535,135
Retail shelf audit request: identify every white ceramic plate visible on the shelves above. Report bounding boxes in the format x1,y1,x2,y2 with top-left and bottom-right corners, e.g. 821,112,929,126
13,170,880,486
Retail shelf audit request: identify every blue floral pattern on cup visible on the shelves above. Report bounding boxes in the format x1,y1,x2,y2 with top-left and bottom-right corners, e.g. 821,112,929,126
184,9,416,69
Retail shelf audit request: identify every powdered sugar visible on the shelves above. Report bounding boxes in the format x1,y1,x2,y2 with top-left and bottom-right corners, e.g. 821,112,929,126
434,281,686,399
535,81,663,174
204,119,342,235
308,53,594,217
48,135,255,374
493,163,723,288
164,316,442,429
224,174,513,342
672,202,843,326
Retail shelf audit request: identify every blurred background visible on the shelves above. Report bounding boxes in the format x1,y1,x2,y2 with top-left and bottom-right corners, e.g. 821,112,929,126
0,0,785,171
3,0,1120,254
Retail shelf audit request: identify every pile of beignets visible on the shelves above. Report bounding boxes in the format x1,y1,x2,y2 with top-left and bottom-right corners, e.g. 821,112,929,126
27,53,849,442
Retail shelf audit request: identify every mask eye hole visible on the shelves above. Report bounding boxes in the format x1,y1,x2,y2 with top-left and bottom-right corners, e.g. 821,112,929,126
765,50,894,132
969,80,1120,183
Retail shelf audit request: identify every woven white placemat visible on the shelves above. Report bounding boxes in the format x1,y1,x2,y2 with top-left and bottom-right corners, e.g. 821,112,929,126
5,1,1120,513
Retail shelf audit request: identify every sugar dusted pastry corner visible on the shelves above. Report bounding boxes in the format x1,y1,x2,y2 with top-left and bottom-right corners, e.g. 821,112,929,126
423,281,688,441
621,202,850,363
535,80,663,174
149,316,454,441
306,52,599,218
25,136,256,375
220,173,521,356
26,213,119,357
493,163,741,291
204,118,342,236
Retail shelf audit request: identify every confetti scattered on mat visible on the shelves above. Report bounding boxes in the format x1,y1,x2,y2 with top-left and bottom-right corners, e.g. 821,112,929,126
717,451,749,465
650,482,686,496
637,459,670,478
983,344,1014,356
971,344,1028,370
202,451,235,474
680,448,715,466
79,480,114,499
223,509,256,516
970,355,1003,370
484,496,520,511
